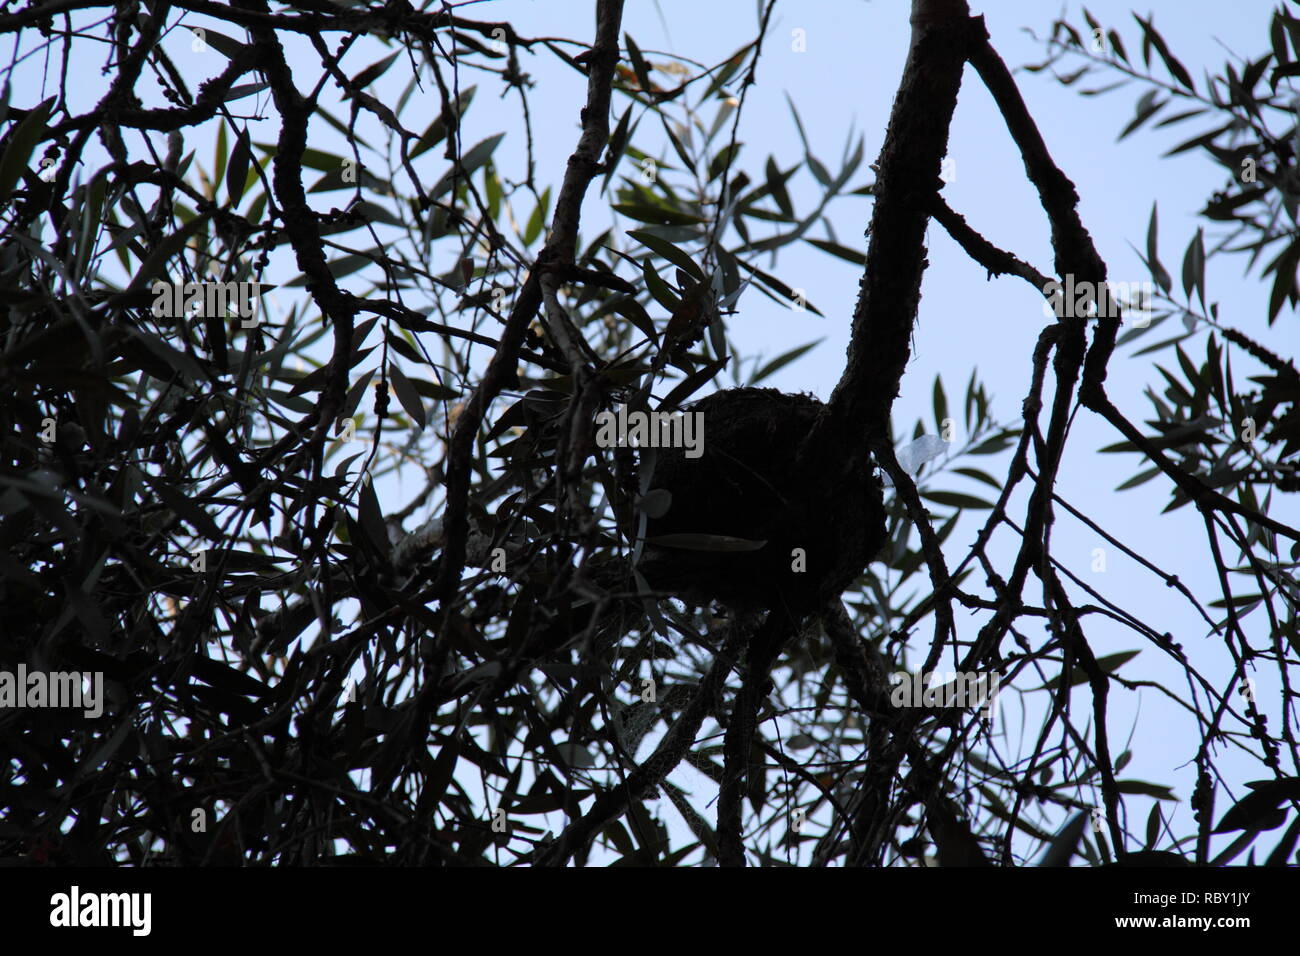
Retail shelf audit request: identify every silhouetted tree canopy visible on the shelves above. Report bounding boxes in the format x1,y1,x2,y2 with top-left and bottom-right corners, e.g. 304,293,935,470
0,0,1297,868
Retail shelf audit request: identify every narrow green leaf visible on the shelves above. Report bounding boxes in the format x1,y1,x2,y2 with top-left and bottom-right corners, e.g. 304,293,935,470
1117,780,1179,801
641,258,681,314
920,490,994,510
804,237,865,266
0,96,55,202
411,86,476,159
1038,650,1141,690
387,361,427,431
953,467,1002,490
1181,227,1206,309
1118,89,1164,141
1146,202,1172,293
524,186,550,246
765,156,794,217
751,339,822,385
933,375,949,433
1135,15,1195,90
225,126,252,206
351,51,401,91
613,202,704,226
624,33,655,98
628,229,704,282
645,533,766,552
192,27,247,60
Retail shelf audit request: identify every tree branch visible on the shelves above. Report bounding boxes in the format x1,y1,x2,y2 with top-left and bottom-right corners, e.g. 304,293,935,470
824,0,976,442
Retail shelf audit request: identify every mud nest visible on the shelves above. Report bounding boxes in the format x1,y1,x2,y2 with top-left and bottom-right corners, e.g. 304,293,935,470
637,387,887,615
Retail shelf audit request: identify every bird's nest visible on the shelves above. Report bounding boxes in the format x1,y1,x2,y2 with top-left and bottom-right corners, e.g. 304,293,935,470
636,386,886,615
